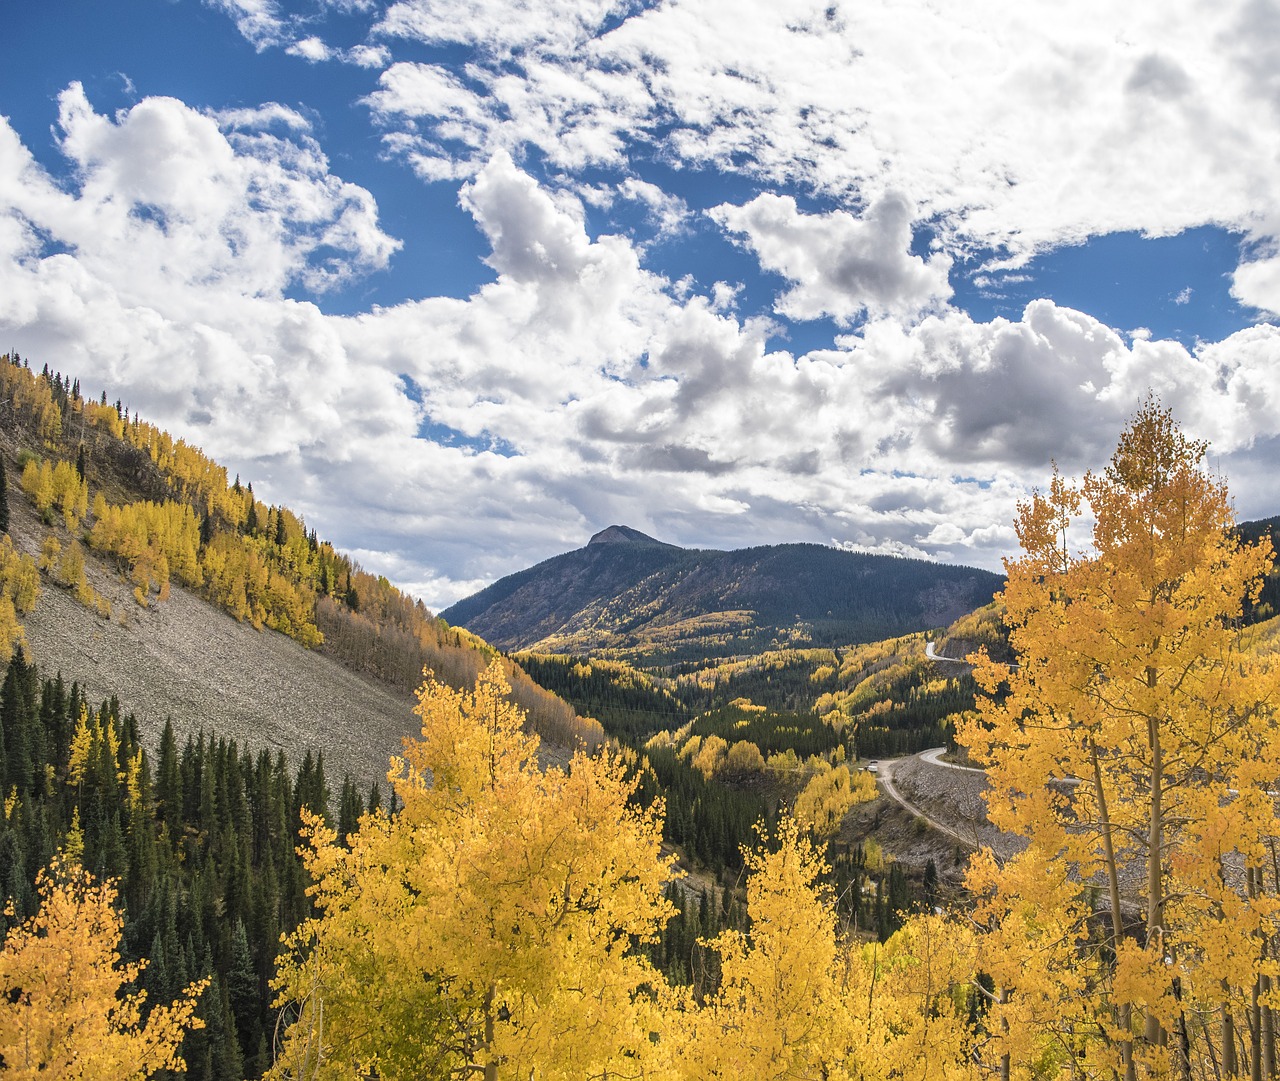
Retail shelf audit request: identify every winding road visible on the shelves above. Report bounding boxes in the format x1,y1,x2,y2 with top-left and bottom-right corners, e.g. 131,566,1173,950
874,749,982,848
924,639,968,664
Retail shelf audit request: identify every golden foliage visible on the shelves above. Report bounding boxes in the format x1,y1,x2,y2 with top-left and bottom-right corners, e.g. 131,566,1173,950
958,401,1280,1079
678,820,978,1081
0,858,205,1080
793,763,876,838
270,659,672,1080
19,458,86,529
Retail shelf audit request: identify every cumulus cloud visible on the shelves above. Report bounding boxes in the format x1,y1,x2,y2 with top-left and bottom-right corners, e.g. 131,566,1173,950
710,192,952,325
355,0,1280,278
44,85,397,299
1232,253,1280,317
6,45,1280,606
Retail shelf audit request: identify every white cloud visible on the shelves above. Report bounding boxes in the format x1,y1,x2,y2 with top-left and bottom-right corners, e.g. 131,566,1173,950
359,0,1280,280
210,0,389,68
30,84,399,302
207,0,290,50
344,44,391,68
288,36,332,62
618,178,689,238
1232,252,1280,318
287,36,391,68
377,0,630,56
710,192,952,325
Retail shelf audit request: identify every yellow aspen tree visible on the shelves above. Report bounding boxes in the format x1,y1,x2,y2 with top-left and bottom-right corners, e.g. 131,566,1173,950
794,763,876,838
37,536,60,576
842,913,979,1081
0,858,206,1080
958,401,1280,1080
0,537,41,615
681,820,976,1081
19,460,53,514
681,818,845,1080
0,594,24,663
269,658,675,1081
51,460,87,530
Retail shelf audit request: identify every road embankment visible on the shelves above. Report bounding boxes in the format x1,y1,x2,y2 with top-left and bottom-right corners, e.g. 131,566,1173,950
886,752,1025,861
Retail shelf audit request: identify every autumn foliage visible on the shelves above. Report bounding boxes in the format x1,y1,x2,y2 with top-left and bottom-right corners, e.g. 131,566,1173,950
960,400,1280,1080
0,858,205,1079
270,660,671,1080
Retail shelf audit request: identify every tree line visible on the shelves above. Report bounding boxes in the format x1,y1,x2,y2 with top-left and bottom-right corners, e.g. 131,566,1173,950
0,645,389,1078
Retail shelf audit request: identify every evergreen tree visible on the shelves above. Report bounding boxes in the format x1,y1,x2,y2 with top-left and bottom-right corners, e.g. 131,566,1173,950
0,649,36,792
336,775,363,845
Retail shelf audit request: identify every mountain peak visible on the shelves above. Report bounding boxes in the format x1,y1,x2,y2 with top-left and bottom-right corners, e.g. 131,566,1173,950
587,525,679,549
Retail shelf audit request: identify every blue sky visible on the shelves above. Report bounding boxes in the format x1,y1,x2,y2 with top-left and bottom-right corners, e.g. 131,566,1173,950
2,0,1279,607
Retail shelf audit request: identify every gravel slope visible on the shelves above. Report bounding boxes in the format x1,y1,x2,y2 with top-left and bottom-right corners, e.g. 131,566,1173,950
10,495,418,792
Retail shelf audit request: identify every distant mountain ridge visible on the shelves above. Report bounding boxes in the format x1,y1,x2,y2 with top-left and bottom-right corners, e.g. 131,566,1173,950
442,527,1004,662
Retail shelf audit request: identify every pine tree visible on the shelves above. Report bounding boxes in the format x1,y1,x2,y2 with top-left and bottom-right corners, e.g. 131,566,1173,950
336,776,362,846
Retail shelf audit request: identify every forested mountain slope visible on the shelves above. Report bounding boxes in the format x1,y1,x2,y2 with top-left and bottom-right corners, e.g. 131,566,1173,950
443,524,1004,662
0,354,599,781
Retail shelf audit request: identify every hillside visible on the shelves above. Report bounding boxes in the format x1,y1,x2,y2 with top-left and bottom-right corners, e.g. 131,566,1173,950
443,524,1004,662
8,484,412,790
0,355,600,787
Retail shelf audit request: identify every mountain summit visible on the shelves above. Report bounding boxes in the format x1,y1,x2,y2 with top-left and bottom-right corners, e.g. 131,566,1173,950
588,525,682,548
442,533,1003,663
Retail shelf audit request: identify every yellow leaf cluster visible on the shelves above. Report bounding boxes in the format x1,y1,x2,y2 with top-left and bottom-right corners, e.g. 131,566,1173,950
20,458,87,529
89,498,203,600
681,820,978,1081
793,763,876,838
0,858,205,1080
0,537,39,661
0,361,60,441
201,531,322,644
271,659,674,1080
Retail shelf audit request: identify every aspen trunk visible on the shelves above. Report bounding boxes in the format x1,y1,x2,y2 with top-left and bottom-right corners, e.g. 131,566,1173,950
1145,706,1165,1049
484,983,499,1081
1262,972,1275,1080
1253,869,1264,1081
1000,987,1011,1081
1225,1006,1239,1079
1172,977,1193,1081
1091,738,1135,1081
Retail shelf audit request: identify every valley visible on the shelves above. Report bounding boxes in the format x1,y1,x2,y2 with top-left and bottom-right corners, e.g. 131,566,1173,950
5,359,1280,1080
